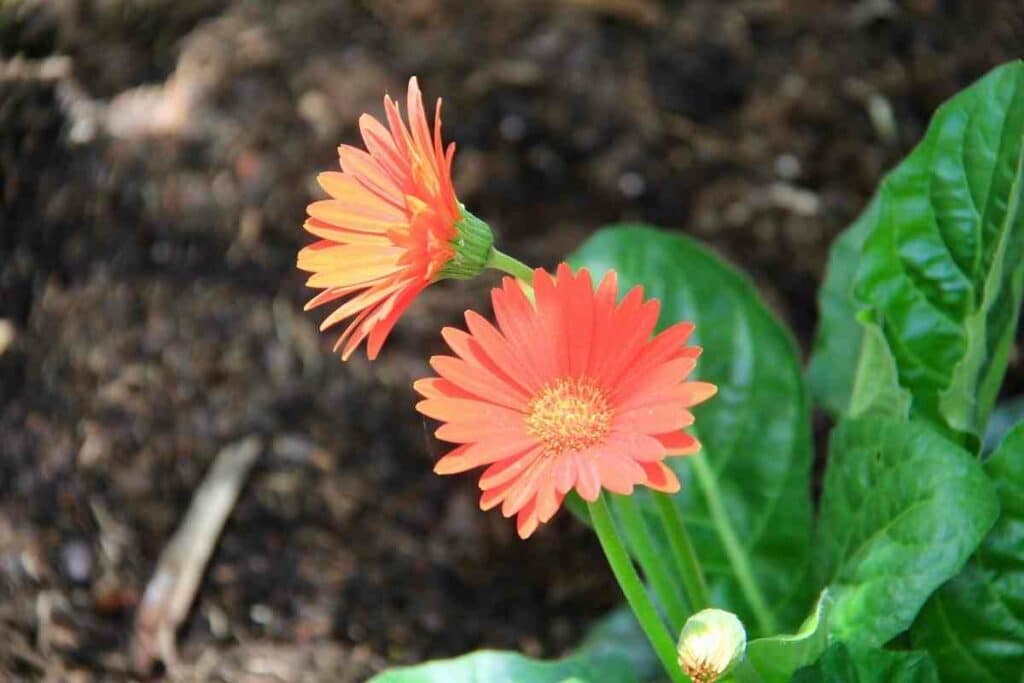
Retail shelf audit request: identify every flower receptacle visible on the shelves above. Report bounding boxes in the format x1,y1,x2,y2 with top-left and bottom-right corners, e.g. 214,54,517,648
439,207,494,280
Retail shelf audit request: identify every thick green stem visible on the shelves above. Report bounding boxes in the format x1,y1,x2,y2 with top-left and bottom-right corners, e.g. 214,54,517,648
615,495,689,631
653,492,711,613
588,494,687,683
690,453,775,635
486,248,535,283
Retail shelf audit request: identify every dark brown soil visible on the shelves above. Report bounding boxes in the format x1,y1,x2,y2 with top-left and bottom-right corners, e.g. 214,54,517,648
2,0,1022,680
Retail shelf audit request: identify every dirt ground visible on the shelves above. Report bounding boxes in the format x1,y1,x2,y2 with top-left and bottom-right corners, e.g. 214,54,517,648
1,0,1022,680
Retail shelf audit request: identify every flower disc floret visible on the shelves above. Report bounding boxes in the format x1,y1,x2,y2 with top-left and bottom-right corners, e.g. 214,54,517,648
526,377,612,457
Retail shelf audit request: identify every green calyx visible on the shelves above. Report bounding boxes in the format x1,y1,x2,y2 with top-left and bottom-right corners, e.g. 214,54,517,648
438,207,495,280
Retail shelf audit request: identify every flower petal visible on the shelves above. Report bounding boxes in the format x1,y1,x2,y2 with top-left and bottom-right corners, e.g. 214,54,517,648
479,445,544,489
656,431,701,455
516,498,541,539
434,436,536,475
575,460,601,502
640,461,681,493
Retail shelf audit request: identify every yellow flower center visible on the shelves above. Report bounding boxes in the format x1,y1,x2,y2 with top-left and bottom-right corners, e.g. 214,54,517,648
525,377,613,456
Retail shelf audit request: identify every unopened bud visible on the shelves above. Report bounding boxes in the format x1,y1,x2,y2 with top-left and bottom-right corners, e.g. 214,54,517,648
677,608,746,683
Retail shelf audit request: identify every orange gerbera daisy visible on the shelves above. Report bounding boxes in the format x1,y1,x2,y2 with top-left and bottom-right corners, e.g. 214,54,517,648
415,263,717,538
298,77,493,360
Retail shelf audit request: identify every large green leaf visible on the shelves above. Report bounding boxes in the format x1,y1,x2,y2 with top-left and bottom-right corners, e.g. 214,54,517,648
369,608,654,683
815,417,999,646
570,224,814,635
368,651,627,683
807,198,877,415
792,643,939,683
576,606,660,679
911,422,1024,681
807,60,1024,441
733,590,832,683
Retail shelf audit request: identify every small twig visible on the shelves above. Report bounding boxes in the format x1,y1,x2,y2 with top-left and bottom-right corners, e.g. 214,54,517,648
130,437,261,675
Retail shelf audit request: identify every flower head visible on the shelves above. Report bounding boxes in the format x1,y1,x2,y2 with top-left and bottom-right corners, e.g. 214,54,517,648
415,263,717,538
677,608,747,683
298,77,492,360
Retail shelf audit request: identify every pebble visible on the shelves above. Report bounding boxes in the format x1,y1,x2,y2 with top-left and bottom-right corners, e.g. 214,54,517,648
618,171,646,198
62,540,92,583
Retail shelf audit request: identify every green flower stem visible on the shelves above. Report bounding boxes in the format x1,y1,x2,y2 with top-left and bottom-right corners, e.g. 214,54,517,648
690,453,775,635
653,492,711,613
615,495,690,630
487,248,536,283
588,494,687,683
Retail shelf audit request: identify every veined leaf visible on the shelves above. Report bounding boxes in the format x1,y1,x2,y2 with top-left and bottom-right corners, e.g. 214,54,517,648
808,60,1024,442
911,422,1024,681
367,651,630,683
575,606,660,679
815,417,999,646
733,590,832,683
847,318,911,420
808,198,877,415
570,224,814,636
792,643,939,683
368,607,654,683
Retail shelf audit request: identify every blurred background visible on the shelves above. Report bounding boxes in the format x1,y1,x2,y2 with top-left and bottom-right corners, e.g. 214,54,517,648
1,0,1022,679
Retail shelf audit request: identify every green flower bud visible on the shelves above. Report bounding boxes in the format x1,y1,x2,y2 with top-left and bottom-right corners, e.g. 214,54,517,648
677,608,746,683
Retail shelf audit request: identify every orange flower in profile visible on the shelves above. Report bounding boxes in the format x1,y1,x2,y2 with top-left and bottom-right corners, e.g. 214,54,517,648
415,263,717,538
298,77,492,360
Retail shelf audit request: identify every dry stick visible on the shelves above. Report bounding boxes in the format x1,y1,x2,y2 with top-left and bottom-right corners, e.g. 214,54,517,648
131,436,261,675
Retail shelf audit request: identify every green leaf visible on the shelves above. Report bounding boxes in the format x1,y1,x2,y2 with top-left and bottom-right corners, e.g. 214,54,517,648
808,60,1024,442
733,590,833,683
982,395,1024,455
847,317,911,420
911,422,1024,681
575,606,660,680
792,643,939,683
808,198,877,415
368,608,653,683
815,417,1000,646
569,224,814,635
367,650,633,683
